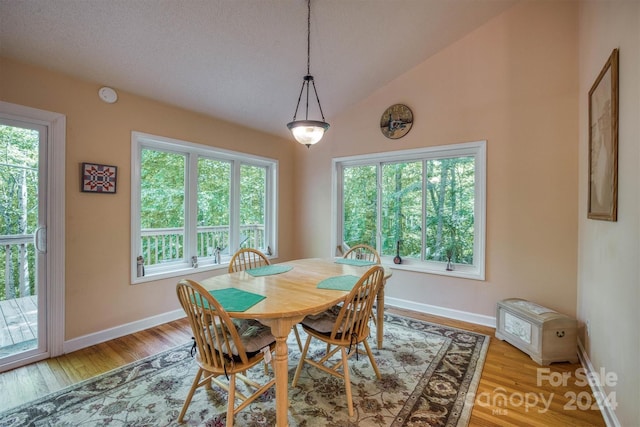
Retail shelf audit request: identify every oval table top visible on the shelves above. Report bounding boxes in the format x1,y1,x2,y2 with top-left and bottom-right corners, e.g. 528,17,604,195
199,257,391,320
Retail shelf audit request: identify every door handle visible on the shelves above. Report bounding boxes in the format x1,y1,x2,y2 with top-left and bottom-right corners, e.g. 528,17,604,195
34,226,47,253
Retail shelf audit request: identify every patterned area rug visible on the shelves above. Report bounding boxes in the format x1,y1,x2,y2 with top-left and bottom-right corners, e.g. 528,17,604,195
0,314,489,427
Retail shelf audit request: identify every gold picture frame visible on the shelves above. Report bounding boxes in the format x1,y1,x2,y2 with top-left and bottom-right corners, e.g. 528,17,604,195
588,48,619,221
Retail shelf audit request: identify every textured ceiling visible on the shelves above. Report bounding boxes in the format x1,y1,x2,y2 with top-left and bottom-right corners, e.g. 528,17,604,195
0,0,516,139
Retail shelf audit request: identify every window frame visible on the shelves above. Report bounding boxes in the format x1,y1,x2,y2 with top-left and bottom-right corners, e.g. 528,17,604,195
332,140,486,280
131,131,278,284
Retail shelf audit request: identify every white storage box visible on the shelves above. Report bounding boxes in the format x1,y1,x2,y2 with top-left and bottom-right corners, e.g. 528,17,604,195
495,298,578,365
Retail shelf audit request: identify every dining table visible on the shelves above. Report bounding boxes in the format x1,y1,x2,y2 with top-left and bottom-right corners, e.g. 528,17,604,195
199,257,392,427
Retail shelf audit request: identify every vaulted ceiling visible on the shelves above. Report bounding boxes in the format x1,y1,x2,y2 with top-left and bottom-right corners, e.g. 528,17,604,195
1,0,515,139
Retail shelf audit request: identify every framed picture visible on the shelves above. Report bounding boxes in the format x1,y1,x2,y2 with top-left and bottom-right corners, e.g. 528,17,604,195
81,162,117,193
588,48,619,221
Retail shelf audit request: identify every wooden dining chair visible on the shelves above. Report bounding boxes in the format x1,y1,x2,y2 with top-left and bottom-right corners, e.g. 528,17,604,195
228,247,271,273
176,279,276,426
228,247,303,351
343,244,381,264
292,265,385,416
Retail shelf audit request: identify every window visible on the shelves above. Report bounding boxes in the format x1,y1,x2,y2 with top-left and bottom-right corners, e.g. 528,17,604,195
334,140,485,280
131,132,277,283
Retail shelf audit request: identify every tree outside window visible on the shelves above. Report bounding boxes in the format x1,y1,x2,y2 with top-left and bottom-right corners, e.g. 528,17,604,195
336,141,485,279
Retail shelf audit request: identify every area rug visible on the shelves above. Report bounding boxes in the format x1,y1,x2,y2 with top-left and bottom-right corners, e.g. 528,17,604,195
0,314,489,427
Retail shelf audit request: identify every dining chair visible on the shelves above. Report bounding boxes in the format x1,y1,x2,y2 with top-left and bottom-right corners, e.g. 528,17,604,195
292,265,385,416
228,247,303,351
228,247,271,273
343,244,381,264
176,279,276,426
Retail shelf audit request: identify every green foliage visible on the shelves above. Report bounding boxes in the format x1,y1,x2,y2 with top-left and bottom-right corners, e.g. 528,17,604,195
141,149,186,229
425,157,475,264
343,165,377,247
240,164,266,226
1,124,39,298
342,156,476,265
382,161,422,258
140,149,268,263
198,157,231,227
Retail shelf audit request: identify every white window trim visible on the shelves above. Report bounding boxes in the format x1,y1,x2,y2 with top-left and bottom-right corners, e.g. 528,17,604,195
131,131,278,284
331,140,486,280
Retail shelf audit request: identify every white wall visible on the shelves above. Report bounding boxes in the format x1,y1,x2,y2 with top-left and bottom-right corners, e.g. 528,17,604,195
577,2,640,426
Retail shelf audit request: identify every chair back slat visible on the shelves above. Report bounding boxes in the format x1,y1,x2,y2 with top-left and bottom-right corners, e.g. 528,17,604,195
229,248,270,273
343,244,381,263
176,279,249,370
331,265,384,342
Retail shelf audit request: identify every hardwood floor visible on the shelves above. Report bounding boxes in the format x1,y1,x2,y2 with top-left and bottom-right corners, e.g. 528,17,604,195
0,308,606,426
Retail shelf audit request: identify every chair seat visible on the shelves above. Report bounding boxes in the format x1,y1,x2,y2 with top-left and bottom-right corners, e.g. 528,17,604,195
209,319,275,357
301,306,342,333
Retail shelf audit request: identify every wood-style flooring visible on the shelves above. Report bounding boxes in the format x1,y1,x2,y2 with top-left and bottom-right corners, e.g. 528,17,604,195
0,307,606,426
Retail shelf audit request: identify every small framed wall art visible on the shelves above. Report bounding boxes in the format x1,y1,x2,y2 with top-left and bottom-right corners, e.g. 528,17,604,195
588,48,618,221
81,162,117,194
380,104,413,139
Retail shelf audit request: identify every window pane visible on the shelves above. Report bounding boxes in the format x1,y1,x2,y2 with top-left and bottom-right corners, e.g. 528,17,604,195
240,164,266,249
140,149,185,265
381,161,422,258
343,165,377,247
197,157,231,256
425,157,475,264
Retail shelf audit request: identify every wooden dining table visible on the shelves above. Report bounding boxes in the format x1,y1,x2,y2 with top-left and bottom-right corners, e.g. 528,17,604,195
199,257,392,427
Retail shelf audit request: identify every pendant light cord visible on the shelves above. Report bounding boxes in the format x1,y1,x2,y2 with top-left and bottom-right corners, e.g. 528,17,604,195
289,0,328,125
306,0,311,75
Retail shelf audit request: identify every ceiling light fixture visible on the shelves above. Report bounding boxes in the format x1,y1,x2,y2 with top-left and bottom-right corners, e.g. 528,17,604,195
287,0,329,148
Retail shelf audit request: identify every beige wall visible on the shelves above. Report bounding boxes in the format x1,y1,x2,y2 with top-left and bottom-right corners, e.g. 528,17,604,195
0,57,296,340
577,1,640,425
294,1,579,319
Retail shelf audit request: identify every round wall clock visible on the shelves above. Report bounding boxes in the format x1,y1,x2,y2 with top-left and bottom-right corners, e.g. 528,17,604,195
380,104,413,139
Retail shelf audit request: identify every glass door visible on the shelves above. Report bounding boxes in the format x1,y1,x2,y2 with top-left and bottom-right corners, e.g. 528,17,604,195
0,119,47,366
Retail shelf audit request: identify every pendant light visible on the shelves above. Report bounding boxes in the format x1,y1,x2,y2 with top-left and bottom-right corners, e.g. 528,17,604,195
287,0,330,148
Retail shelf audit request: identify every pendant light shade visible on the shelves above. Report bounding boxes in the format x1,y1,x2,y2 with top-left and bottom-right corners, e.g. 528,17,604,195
287,0,329,148
288,119,329,146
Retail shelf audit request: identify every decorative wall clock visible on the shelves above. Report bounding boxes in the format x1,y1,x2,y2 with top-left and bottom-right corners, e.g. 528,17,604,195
380,104,413,139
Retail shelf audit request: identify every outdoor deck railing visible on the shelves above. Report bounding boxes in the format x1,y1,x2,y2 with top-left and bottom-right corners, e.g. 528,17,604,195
141,224,265,265
1,225,265,300
1,234,35,300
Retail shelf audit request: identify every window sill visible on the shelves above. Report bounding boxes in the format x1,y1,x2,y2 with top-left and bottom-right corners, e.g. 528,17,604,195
131,263,229,285
382,259,485,281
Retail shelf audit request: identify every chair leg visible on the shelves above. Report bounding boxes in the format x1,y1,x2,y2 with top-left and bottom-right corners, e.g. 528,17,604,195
178,367,204,423
226,373,236,427
292,334,313,387
362,339,381,379
293,325,303,351
341,347,354,416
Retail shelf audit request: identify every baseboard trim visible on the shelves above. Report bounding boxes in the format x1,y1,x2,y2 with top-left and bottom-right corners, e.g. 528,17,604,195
63,299,493,354
63,309,186,354
385,297,496,328
576,339,621,427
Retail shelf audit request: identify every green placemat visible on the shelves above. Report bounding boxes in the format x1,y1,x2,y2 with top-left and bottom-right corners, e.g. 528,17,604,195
335,258,377,266
246,265,293,277
192,288,265,312
317,275,360,291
